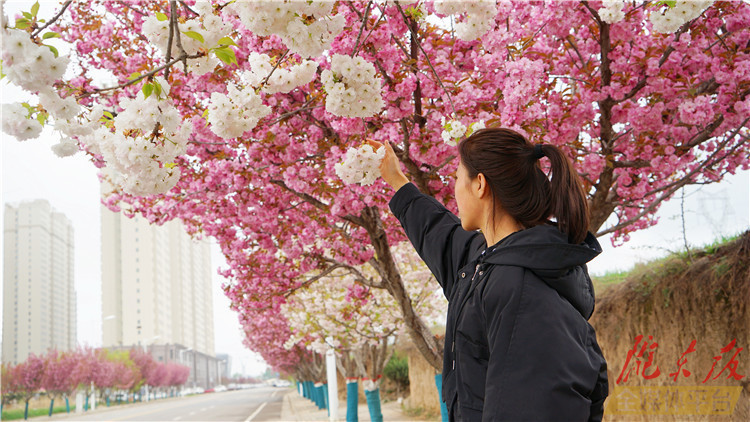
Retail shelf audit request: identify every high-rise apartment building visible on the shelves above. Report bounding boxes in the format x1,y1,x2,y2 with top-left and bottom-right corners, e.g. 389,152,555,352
101,205,214,357
3,200,76,364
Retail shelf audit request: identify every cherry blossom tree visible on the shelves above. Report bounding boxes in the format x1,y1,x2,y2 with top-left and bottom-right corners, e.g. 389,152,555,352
14,353,45,420
1,362,21,414
40,350,77,416
2,1,748,372
282,241,445,418
128,348,156,392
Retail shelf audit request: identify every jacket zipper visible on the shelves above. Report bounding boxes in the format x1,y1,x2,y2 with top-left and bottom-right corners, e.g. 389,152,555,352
452,263,482,370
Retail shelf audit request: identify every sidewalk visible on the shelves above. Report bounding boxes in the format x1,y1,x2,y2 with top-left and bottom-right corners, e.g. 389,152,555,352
281,390,417,421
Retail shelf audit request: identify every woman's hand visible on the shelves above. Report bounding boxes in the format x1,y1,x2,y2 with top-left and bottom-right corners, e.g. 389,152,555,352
366,140,410,191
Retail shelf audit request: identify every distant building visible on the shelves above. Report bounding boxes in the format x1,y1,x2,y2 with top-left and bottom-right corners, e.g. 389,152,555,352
216,353,232,380
100,199,215,358
2,200,76,364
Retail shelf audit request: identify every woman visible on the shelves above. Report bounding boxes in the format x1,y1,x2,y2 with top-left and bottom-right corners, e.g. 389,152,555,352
370,128,609,421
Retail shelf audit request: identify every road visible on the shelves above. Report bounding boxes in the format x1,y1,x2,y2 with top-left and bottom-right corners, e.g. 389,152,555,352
50,386,286,421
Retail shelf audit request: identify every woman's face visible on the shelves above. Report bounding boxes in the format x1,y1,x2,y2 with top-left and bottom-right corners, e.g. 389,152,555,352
455,160,479,231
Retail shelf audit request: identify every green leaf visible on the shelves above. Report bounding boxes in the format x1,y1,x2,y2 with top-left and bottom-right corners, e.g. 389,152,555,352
142,83,154,99
103,110,114,119
22,12,33,20
36,111,48,126
182,30,204,43
31,2,40,17
216,36,237,47
201,109,209,119
655,0,677,7
153,80,162,98
213,46,236,65
15,18,31,29
45,44,59,58
156,12,169,21
42,31,60,39
0,61,5,80
127,72,142,81
164,162,177,169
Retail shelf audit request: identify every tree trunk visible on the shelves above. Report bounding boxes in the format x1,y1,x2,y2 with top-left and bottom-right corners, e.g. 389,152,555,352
362,206,443,370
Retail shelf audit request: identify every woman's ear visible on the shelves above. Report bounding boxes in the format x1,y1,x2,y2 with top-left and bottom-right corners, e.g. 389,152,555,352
474,172,489,199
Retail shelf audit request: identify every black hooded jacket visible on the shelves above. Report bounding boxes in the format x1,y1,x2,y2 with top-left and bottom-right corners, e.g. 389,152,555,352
389,183,609,421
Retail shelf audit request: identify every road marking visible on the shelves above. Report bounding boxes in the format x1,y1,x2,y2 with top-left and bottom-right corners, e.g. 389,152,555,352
245,402,267,422
209,405,215,409
200,407,207,411
189,411,196,416
173,417,182,421
271,390,278,398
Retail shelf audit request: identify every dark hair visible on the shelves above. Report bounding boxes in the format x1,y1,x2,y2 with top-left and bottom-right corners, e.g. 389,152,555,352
457,128,590,244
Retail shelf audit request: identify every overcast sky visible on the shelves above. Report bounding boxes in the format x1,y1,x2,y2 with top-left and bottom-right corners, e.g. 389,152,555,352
1,1,748,377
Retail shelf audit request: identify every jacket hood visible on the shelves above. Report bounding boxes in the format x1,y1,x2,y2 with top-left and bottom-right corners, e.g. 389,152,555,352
480,224,602,319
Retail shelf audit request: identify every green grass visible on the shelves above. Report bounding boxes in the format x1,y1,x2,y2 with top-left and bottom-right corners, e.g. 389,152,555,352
591,231,746,293
2,404,77,421
701,231,744,255
592,268,629,292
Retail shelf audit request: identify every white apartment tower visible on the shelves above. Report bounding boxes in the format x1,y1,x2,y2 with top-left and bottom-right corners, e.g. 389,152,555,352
101,205,214,356
3,200,76,364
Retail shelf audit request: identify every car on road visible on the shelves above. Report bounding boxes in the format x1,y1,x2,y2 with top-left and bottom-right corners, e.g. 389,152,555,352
272,379,292,388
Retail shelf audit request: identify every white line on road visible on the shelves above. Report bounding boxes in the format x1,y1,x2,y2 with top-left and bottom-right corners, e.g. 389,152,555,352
271,390,278,398
189,411,196,416
244,402,267,422
200,407,207,411
172,417,182,421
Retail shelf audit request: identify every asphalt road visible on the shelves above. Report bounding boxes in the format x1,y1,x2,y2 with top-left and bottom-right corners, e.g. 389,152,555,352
49,386,287,421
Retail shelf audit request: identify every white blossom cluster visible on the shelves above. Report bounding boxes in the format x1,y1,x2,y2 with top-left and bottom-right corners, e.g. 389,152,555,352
141,2,231,75
1,103,43,141
50,137,80,157
440,118,485,147
598,0,626,24
207,84,271,139
321,54,384,118
650,1,714,34
50,105,108,157
39,88,81,120
84,79,191,195
440,118,467,146
224,0,345,57
334,144,385,186
1,28,69,92
242,52,318,94
1,27,85,151
433,0,498,41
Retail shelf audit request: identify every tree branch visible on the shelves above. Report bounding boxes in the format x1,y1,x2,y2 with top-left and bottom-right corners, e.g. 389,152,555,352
351,0,372,57
31,0,73,37
394,1,457,116
80,52,204,99
597,119,749,236
259,49,290,88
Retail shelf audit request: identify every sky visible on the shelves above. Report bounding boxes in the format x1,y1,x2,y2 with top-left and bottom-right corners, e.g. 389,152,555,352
1,0,749,378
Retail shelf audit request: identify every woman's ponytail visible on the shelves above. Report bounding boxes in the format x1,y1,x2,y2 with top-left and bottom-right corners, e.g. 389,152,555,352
536,144,590,244
459,128,591,245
